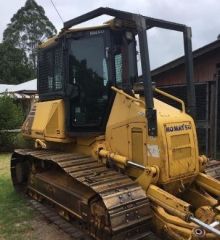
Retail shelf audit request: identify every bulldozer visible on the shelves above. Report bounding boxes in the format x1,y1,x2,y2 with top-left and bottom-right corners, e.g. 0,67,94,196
11,7,220,240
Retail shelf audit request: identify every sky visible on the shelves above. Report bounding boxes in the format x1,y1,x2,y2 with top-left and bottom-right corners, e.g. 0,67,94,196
1,0,220,69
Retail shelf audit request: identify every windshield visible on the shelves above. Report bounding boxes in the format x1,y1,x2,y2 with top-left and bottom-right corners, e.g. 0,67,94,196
68,33,110,127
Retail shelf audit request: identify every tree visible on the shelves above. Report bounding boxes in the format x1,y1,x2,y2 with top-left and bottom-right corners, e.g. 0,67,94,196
0,42,35,84
3,0,57,70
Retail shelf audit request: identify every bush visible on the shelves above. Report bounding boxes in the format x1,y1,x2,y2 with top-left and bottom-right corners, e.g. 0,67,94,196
0,96,25,151
0,95,23,129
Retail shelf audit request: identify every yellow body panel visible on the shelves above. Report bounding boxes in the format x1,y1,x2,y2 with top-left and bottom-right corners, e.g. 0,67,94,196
23,99,71,143
105,92,199,186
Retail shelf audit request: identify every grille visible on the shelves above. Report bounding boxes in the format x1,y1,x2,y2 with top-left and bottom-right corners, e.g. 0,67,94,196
38,45,63,94
171,134,190,148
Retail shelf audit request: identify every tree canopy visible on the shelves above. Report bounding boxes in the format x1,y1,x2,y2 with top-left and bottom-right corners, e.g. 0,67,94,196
0,42,35,84
3,0,57,70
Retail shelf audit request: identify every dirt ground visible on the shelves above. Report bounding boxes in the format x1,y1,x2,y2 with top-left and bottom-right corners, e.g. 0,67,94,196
29,215,72,240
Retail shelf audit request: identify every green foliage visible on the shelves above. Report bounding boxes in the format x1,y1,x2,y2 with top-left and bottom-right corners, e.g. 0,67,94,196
0,96,23,130
0,42,35,84
0,96,24,151
3,0,57,69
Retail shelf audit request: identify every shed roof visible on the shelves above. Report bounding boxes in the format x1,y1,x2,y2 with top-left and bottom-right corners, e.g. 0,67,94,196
152,39,220,76
0,79,37,93
0,84,15,93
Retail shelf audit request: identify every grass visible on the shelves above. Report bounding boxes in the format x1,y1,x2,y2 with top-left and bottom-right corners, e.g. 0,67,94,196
0,153,34,240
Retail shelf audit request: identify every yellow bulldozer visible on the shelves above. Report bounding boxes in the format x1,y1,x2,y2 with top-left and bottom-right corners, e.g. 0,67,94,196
11,7,220,240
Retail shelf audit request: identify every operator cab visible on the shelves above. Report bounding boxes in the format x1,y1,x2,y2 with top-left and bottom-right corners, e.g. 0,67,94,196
38,7,195,138
38,20,138,135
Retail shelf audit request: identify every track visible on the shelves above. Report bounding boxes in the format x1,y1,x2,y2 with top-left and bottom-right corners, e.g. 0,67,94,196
11,149,156,240
11,149,220,240
205,160,220,180
29,199,160,240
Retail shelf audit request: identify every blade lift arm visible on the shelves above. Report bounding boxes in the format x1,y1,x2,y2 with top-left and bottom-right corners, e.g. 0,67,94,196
98,149,220,237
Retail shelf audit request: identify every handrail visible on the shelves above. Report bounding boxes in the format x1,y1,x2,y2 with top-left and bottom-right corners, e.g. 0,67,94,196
111,86,145,106
111,86,186,112
154,87,185,112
